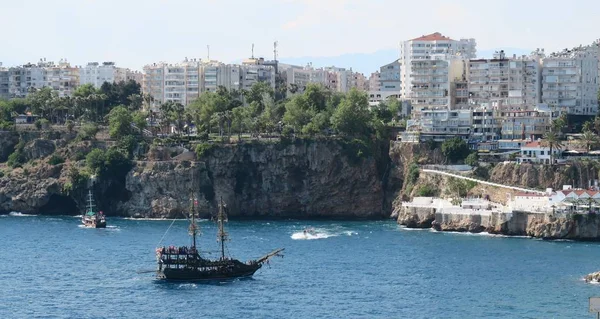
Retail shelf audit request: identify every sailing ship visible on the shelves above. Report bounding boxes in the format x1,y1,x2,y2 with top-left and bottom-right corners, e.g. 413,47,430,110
155,196,284,281
81,190,106,228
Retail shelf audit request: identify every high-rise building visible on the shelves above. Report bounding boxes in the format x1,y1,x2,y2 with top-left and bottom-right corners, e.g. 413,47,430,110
8,59,79,98
541,45,599,115
143,58,276,106
143,59,203,106
468,50,542,110
408,54,467,112
80,62,141,88
0,64,9,99
400,32,476,101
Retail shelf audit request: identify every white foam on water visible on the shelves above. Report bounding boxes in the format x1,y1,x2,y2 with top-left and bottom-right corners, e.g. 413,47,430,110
291,231,335,240
398,226,432,231
291,228,357,240
8,212,38,217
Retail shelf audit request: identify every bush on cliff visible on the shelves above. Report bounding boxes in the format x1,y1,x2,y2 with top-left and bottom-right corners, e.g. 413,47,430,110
416,185,437,197
48,154,65,165
441,137,470,163
7,141,26,168
78,122,99,141
108,106,133,139
195,143,216,159
465,152,479,167
86,147,132,178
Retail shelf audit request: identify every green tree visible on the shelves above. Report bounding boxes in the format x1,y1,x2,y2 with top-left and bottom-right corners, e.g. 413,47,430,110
108,105,133,139
542,131,564,166
132,111,147,133
27,87,57,119
73,84,98,98
86,149,106,174
118,135,138,158
245,82,274,112
465,152,479,167
283,96,312,135
330,89,371,137
441,137,470,163
231,106,250,140
79,122,99,140
581,130,598,152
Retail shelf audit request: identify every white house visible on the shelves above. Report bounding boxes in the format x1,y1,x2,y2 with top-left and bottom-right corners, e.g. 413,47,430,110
512,192,550,212
517,140,560,164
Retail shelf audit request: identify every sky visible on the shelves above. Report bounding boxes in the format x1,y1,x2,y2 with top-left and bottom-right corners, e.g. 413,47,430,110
1,0,599,74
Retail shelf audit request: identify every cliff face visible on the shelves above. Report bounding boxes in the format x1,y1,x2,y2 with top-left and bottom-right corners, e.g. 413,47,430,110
0,138,393,219
489,162,599,190
121,141,389,219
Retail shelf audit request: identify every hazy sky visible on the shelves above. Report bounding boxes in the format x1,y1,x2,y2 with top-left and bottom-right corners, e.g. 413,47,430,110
2,0,599,74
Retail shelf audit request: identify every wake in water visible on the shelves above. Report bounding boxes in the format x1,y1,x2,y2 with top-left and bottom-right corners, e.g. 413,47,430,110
291,228,357,240
8,212,38,217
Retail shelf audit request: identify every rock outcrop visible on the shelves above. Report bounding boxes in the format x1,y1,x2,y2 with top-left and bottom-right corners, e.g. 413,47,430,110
0,138,393,219
120,140,390,219
397,206,600,240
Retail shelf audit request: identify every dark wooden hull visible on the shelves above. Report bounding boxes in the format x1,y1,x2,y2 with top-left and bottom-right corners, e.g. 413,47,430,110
157,262,262,281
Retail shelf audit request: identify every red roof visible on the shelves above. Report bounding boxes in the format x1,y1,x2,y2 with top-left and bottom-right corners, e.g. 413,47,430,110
411,32,453,41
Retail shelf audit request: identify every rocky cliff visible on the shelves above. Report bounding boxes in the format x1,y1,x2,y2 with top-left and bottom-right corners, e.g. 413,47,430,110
489,161,600,190
0,137,393,219
397,207,600,240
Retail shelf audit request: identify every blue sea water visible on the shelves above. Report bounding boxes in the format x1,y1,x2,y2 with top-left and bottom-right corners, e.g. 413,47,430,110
1,215,600,319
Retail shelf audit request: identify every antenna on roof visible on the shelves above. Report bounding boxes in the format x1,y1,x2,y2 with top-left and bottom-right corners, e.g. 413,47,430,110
252,43,255,59
273,41,278,61
207,45,210,61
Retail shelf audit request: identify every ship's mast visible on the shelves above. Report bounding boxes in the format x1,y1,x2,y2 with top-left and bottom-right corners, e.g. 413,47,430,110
188,194,199,249
217,197,229,260
87,190,95,213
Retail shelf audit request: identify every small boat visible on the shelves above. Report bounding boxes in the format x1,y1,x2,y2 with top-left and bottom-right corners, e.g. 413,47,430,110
81,190,106,228
155,196,283,281
303,227,317,236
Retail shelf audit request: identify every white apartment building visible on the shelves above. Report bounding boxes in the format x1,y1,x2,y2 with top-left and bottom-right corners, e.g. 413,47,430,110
401,109,472,142
8,59,79,98
400,32,476,101
240,58,276,91
279,63,313,93
541,45,599,115
202,61,242,93
379,60,401,92
143,58,275,106
408,54,467,113
468,50,543,110
80,62,142,88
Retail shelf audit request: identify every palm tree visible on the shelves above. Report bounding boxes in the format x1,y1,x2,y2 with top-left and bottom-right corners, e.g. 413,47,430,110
581,130,598,152
542,131,564,166
594,116,600,134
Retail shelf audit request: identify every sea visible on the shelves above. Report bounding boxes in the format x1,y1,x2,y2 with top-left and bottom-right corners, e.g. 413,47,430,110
1,214,600,319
